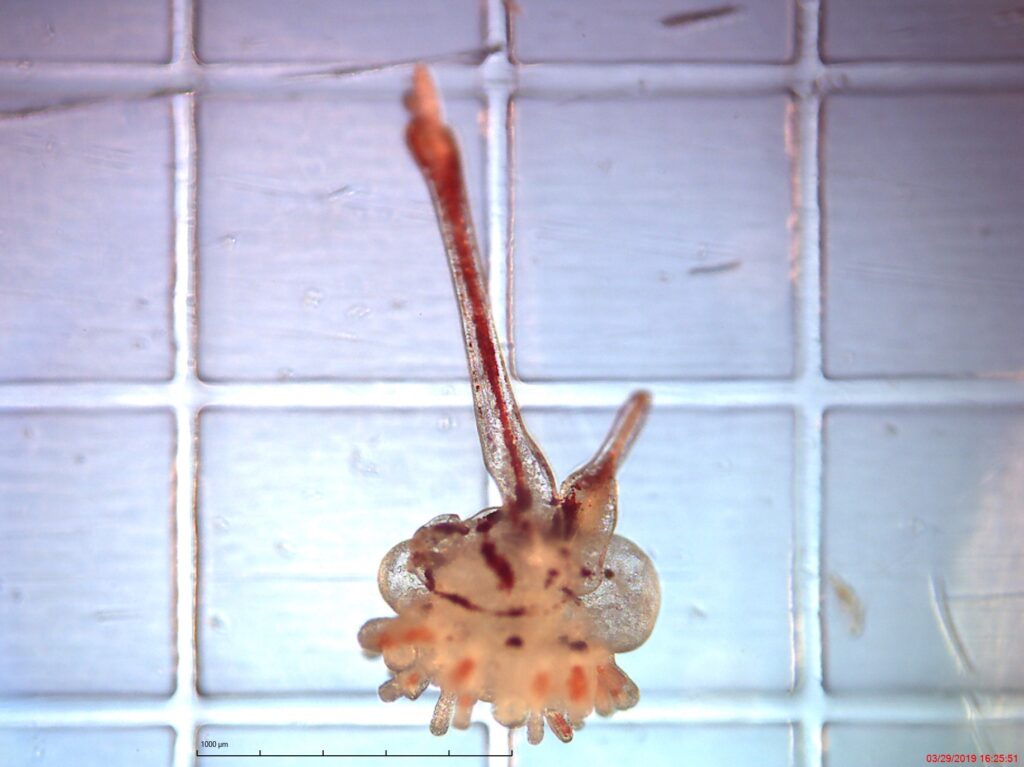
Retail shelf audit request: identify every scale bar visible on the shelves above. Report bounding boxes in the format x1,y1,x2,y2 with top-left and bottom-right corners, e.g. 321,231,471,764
196,752,512,759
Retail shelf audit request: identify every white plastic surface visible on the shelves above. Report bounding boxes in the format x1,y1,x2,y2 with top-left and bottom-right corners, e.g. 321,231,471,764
197,408,483,693
513,95,794,380
519,722,793,766
822,0,1024,62
824,724,1024,767
0,727,174,766
512,0,794,63
198,94,485,381
823,93,1024,378
196,0,483,64
0,98,174,382
823,407,1024,692
0,0,171,63
0,411,176,695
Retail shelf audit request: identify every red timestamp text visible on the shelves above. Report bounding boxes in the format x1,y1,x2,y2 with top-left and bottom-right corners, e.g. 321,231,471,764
926,755,1019,764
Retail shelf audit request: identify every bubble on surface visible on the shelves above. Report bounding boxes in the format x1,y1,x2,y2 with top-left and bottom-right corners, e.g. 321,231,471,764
303,287,323,308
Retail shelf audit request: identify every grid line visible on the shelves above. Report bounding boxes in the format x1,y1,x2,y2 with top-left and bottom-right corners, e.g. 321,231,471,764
170,88,200,767
791,3,826,767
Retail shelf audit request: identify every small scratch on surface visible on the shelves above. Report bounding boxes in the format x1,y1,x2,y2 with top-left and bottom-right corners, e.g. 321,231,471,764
994,7,1024,26
977,369,1024,382
217,176,360,202
945,590,1024,603
688,259,742,276
271,326,363,343
288,44,502,79
91,609,140,623
0,88,189,121
660,4,742,28
928,573,976,675
829,573,865,637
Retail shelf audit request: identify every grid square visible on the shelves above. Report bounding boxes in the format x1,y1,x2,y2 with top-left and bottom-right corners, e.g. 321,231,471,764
197,93,486,382
195,725,488,765
0,98,175,382
822,0,1024,62
0,0,171,63
823,407,1024,692
525,406,795,692
824,723,1024,767
522,722,793,766
512,0,794,63
0,727,174,767
822,93,1024,379
195,0,483,64
0,410,176,695
512,95,794,381
196,408,485,694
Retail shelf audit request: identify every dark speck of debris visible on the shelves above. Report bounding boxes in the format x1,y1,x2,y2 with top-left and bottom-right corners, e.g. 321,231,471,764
689,259,742,277
661,4,741,28
830,573,866,637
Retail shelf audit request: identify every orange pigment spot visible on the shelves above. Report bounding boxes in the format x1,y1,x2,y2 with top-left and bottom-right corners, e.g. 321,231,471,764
568,665,588,702
402,626,435,643
452,658,476,685
377,634,393,649
531,671,550,698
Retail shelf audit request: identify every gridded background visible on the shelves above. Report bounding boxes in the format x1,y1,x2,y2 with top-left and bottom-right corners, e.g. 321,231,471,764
1,1,1023,766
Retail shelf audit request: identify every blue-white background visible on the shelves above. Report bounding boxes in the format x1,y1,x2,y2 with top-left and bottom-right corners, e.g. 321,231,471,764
1,1,1023,765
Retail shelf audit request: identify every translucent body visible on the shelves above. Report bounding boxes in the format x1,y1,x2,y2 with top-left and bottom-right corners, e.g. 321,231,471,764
357,65,660,745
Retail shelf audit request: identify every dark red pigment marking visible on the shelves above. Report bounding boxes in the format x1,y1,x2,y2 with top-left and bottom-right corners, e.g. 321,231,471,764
480,541,516,590
474,511,501,534
558,635,588,652
544,568,559,589
435,589,527,618
580,567,593,578
436,591,482,611
505,635,523,647
406,112,535,514
555,492,580,539
604,568,615,579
